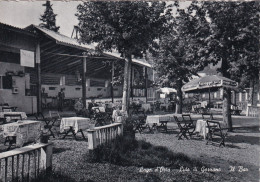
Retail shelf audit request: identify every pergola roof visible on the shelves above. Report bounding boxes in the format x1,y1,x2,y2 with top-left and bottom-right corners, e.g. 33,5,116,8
31,25,152,68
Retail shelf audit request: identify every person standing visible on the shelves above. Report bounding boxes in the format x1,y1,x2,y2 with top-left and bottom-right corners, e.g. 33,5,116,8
58,88,65,112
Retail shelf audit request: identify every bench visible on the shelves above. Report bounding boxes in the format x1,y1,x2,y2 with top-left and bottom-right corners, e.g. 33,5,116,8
206,120,228,147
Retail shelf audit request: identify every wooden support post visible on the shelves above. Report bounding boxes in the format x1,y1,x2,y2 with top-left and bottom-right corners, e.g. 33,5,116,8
82,53,87,108
87,130,97,150
131,65,133,101
145,67,148,103
118,124,123,136
36,42,41,113
111,61,114,103
40,144,53,172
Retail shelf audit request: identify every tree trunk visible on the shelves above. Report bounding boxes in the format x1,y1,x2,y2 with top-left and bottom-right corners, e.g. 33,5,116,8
122,54,132,113
223,88,232,131
221,59,233,131
175,80,183,114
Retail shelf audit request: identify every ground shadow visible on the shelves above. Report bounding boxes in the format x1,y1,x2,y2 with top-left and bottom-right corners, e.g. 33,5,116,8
53,147,71,154
227,134,260,145
233,127,259,133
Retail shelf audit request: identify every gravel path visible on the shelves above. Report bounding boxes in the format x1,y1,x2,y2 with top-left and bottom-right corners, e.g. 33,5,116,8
136,116,259,182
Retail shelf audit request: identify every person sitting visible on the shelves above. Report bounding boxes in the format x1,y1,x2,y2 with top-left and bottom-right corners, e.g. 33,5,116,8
88,98,98,115
74,98,84,115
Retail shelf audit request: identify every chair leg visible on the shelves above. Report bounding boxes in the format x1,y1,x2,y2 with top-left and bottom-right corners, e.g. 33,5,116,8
80,129,86,140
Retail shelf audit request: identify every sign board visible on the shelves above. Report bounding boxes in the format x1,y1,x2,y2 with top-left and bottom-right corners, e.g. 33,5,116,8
20,49,35,67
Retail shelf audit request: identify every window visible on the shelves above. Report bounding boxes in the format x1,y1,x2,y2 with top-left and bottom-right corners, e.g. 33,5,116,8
49,87,56,90
97,88,102,91
2,76,12,89
90,80,105,87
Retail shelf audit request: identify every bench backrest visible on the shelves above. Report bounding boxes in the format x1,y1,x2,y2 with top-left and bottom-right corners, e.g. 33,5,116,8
49,111,60,119
202,113,214,120
182,114,192,122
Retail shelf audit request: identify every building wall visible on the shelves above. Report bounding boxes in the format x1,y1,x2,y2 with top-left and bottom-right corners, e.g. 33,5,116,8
0,62,37,113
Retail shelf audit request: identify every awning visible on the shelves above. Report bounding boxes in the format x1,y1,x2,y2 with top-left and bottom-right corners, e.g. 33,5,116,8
156,87,177,94
182,75,238,92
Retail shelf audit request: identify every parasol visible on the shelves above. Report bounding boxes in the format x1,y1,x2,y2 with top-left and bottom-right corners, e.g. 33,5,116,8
156,87,177,94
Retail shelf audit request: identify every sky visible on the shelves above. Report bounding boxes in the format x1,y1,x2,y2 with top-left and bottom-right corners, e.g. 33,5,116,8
0,1,190,37
0,1,80,37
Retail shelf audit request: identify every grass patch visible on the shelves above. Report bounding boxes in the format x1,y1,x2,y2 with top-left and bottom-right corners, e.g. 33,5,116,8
86,134,204,169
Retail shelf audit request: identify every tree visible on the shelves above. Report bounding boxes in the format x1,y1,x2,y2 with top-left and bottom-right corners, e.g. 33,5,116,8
190,2,260,130
76,2,168,112
39,1,60,32
151,3,210,114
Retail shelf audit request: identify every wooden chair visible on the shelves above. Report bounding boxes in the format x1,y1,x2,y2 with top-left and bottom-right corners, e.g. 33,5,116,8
132,111,149,133
202,113,214,120
206,120,228,147
35,112,55,138
174,116,193,140
49,111,61,127
181,114,196,136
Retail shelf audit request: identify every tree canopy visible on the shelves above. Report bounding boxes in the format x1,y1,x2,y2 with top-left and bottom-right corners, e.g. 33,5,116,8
76,1,169,111
190,1,259,86
39,1,60,32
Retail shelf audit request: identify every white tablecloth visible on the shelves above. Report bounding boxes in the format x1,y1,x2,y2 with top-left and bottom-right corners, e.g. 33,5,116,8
60,117,91,133
0,112,27,119
92,107,106,113
2,120,41,147
146,115,171,125
195,119,208,139
142,104,151,112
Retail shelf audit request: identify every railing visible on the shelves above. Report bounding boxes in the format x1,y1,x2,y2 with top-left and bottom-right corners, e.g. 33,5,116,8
247,106,260,117
0,143,53,182
87,123,123,150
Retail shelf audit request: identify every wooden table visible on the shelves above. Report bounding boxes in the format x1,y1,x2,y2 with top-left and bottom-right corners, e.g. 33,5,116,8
146,115,171,132
2,120,41,148
60,117,91,140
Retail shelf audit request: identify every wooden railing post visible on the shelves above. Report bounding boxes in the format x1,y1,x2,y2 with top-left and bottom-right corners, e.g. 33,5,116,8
40,144,53,172
87,130,97,150
118,124,123,136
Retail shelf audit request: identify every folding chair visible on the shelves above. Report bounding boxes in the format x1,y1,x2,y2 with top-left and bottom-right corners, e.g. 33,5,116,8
49,111,61,126
206,120,228,147
133,112,149,133
175,116,196,139
174,116,191,140
35,112,55,138
181,114,196,136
